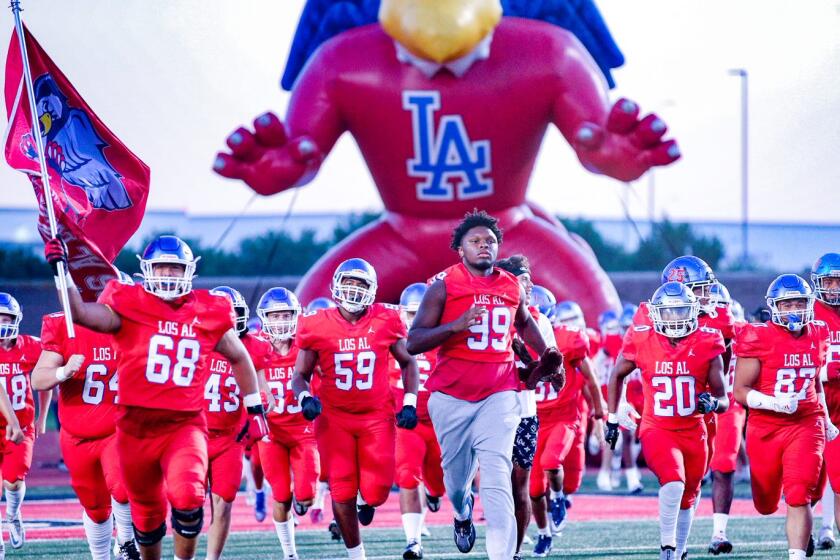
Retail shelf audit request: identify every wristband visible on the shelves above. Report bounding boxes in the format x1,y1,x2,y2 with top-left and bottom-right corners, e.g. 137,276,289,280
607,412,618,424
298,390,312,402
55,366,70,382
243,392,262,408
54,270,75,291
403,393,418,408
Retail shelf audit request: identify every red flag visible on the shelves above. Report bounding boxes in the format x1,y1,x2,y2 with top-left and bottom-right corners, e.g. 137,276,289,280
3,25,149,301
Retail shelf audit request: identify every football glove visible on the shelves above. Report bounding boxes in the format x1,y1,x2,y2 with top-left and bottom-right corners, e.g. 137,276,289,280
395,405,418,430
697,392,719,414
301,395,322,421
44,237,68,273
617,401,641,432
236,404,268,447
604,420,620,450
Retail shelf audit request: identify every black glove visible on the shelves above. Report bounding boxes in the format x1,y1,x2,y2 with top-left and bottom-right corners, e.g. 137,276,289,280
396,405,418,430
697,392,719,414
604,421,620,450
301,395,322,421
44,237,68,273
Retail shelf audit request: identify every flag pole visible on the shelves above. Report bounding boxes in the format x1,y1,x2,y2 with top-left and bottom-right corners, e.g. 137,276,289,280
9,0,75,337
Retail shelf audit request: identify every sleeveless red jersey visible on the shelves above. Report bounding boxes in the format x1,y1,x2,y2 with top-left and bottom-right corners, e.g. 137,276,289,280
40,314,118,439
734,321,828,425
99,280,234,412
0,334,40,429
295,304,406,415
390,350,438,422
535,325,589,420
204,333,271,434
621,325,725,433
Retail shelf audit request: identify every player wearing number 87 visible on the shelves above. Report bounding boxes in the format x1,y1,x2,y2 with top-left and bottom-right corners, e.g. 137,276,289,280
607,282,727,560
43,235,266,560
733,274,834,560
33,311,140,560
291,258,419,560
255,287,319,560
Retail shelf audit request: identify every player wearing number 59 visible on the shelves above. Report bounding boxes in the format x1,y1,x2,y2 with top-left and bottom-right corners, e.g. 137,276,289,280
43,235,266,560
607,282,727,560
290,258,419,560
733,274,836,560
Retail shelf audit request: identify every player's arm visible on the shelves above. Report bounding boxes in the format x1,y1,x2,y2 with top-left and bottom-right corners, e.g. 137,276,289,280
391,338,420,430
32,350,84,391
699,355,729,414
0,384,23,445
407,280,483,355
215,329,268,444
255,369,277,412
514,287,549,355
35,387,52,436
291,348,321,421
607,356,636,416
578,356,604,419
816,375,840,441
734,356,797,414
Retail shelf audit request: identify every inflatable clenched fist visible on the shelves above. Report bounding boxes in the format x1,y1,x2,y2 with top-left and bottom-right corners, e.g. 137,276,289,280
214,0,680,322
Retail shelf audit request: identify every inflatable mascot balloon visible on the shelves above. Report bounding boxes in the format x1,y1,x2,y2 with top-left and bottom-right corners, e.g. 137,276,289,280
214,0,680,323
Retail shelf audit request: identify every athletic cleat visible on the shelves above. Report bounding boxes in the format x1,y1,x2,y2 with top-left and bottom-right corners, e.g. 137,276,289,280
660,545,676,560
818,527,836,550
453,494,476,553
7,515,24,549
357,503,375,526
629,482,644,495
254,490,267,522
403,540,423,559
681,553,688,560
328,519,342,542
513,554,522,560
522,534,532,545
425,492,441,513
420,524,431,537
309,507,324,523
548,497,566,531
532,534,552,557
807,534,815,557
707,536,733,555
596,470,613,491
292,499,308,516
563,495,573,509
117,540,141,560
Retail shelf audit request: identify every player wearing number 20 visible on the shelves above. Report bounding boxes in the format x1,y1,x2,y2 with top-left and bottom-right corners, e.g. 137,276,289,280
733,274,837,560
291,258,419,560
44,234,267,560
607,282,727,560
256,287,319,560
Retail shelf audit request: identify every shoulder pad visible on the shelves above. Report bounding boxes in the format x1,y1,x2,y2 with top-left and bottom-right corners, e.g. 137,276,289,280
700,326,721,334
633,325,651,332
47,312,64,318
565,325,581,333
752,322,768,328
382,303,400,311
301,310,318,318
813,320,827,327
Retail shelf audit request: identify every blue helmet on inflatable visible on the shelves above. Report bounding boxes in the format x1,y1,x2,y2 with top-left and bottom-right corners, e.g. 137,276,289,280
766,274,814,332
211,286,249,335
812,253,840,306
138,235,199,300
648,282,699,339
257,287,302,340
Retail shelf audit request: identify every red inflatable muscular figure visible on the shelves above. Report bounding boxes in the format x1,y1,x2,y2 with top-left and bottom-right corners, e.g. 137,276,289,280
214,0,679,323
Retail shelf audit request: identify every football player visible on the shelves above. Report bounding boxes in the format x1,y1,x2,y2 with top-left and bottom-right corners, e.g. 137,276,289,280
0,293,40,555
592,309,623,491
32,304,139,560
607,282,728,560
407,210,561,560
392,283,443,560
44,235,267,560
734,274,837,560
258,287,320,560
291,258,419,560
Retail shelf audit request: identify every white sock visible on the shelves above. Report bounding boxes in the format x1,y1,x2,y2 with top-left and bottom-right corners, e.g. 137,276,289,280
274,519,297,558
402,512,422,544
549,488,562,500
712,512,728,539
693,487,702,514
347,543,366,560
356,493,367,507
313,481,329,510
823,489,836,529
5,483,24,519
658,481,684,548
631,439,642,463
789,549,807,560
676,507,695,557
538,525,551,536
626,466,641,490
82,511,113,560
111,498,134,545
174,556,194,560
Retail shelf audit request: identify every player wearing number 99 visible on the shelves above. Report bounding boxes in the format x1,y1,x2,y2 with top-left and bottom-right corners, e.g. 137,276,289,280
733,274,835,560
33,306,140,560
0,293,44,555
291,258,419,560
607,282,727,560
43,234,266,560
255,287,319,560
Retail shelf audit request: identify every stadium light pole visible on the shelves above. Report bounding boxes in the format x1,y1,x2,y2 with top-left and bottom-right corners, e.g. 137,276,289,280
728,68,749,268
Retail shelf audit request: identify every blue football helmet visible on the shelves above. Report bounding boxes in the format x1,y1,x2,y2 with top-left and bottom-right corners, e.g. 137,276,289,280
399,283,427,313
554,301,585,328
619,303,638,331
709,282,731,308
766,274,814,332
257,287,301,341
0,293,21,341
115,270,135,285
331,258,377,313
530,285,557,320
598,309,621,335
305,297,336,313
812,253,840,305
138,235,199,299
648,282,699,339
730,299,745,323
661,255,717,314
211,286,249,335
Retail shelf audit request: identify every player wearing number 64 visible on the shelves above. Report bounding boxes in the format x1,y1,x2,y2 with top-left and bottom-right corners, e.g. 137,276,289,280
43,234,266,560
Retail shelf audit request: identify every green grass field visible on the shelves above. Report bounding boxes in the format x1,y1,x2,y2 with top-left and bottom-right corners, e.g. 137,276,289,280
6,516,805,559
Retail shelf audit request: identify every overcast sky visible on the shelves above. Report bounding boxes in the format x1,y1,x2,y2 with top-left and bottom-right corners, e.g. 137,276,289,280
1,0,838,224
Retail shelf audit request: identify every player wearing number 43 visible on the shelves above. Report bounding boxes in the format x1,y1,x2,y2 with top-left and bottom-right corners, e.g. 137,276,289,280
290,258,420,560
0,293,45,558
733,274,837,560
43,235,267,560
607,282,728,560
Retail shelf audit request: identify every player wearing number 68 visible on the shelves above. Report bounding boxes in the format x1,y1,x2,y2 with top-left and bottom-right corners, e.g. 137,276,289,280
607,281,728,560
45,234,265,560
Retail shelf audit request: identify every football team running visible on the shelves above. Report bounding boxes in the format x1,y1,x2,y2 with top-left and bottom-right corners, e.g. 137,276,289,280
0,210,836,559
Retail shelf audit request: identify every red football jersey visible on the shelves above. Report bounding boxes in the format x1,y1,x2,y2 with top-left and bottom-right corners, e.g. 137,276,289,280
535,325,589,417
264,343,312,429
41,314,118,439
99,280,234,412
390,350,438,422
815,301,840,383
734,321,828,425
295,304,406,415
621,325,725,433
586,327,601,358
0,334,40,428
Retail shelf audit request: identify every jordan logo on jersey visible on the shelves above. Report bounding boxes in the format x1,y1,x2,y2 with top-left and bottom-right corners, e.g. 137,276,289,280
403,91,492,201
